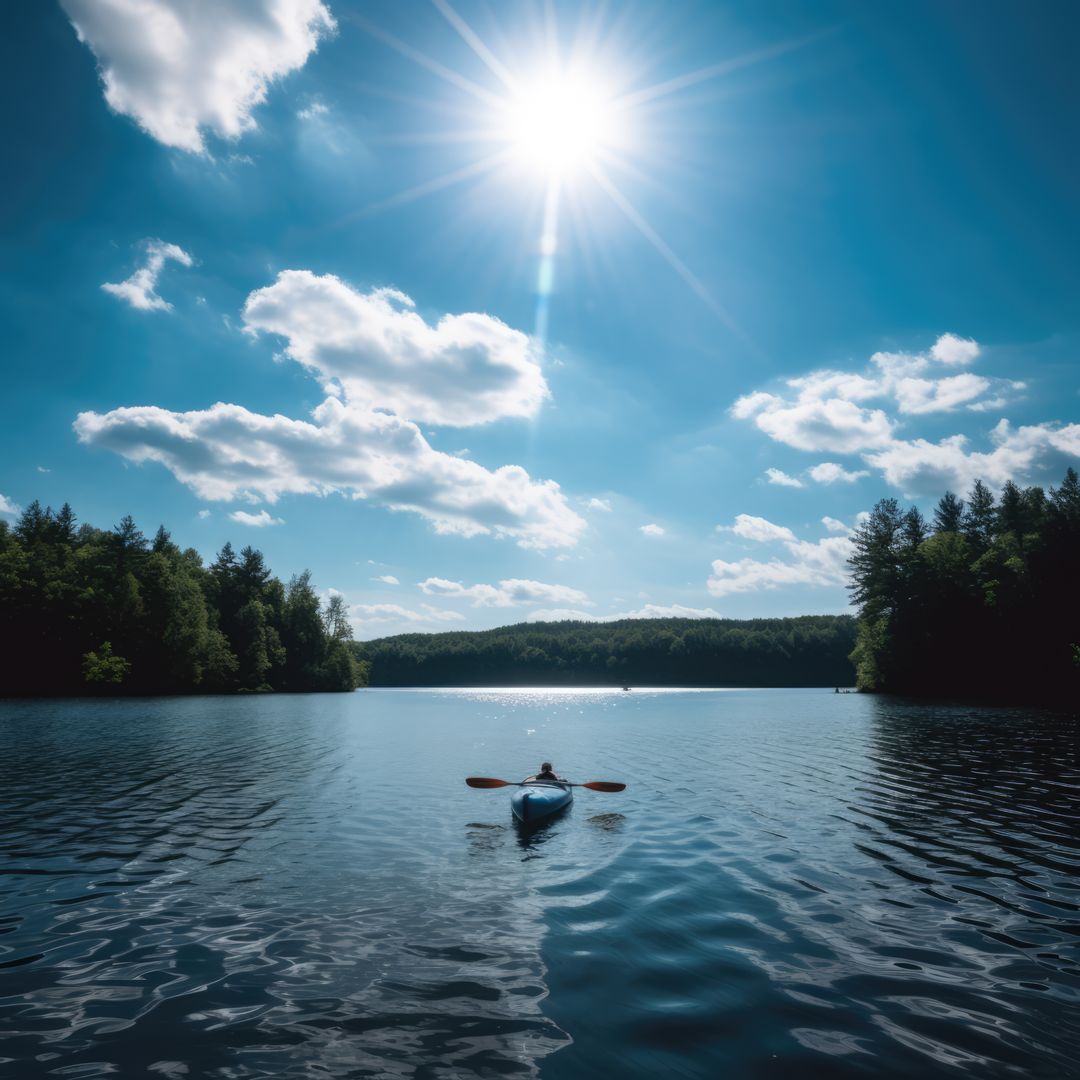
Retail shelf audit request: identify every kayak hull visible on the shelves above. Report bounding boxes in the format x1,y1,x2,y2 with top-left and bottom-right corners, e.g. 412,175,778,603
511,782,573,824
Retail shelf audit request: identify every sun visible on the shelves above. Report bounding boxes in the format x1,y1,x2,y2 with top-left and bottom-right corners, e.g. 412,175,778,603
357,0,802,340
502,71,620,177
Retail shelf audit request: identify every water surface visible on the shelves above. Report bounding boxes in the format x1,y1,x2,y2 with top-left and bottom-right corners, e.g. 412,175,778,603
1,689,1078,1077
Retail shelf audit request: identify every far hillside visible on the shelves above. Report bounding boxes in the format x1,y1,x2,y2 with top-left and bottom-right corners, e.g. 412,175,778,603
353,615,857,687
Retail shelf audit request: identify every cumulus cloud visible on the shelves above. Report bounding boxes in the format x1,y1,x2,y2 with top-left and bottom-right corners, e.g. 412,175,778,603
526,603,723,623
418,577,591,608
242,271,548,427
931,333,980,366
893,373,991,415
807,462,869,484
102,239,192,311
0,495,21,516
374,574,400,585
198,509,211,519
62,0,335,153
78,267,586,550
75,397,585,550
734,391,895,454
865,420,1080,496
821,516,851,534
709,518,852,597
639,523,665,537
722,514,796,544
765,467,803,488
730,333,1076,494
588,497,612,511
229,509,284,527
731,333,1018,455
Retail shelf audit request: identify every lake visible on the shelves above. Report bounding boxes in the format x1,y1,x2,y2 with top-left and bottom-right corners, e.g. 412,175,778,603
1,688,1078,1078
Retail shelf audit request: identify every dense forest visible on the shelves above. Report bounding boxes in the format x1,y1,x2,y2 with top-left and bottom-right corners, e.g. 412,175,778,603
0,501,366,696
353,615,857,687
848,469,1080,702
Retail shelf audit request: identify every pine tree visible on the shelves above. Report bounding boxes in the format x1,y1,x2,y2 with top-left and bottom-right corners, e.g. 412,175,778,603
962,480,996,554
933,491,965,533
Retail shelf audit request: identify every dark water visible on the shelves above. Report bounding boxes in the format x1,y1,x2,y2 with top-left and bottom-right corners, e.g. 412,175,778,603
1,689,1078,1079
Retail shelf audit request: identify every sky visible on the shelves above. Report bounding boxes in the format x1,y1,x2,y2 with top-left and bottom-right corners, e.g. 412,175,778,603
2,0,1078,639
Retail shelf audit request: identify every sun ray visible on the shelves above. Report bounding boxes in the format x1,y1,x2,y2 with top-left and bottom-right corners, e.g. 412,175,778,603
346,150,515,222
344,11,503,110
615,28,837,111
431,0,518,93
586,161,752,346
352,7,821,339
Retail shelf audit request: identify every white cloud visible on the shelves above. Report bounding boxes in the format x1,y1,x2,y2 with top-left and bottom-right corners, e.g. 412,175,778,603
198,509,211,519
349,603,465,626
374,574,400,585
931,333,980,366
0,495,21,517
808,462,869,484
102,239,192,312
865,420,1080,496
893,373,991,415
418,577,591,608
731,333,1017,455
734,390,895,454
765,467,803,488
639,523,665,537
708,534,852,598
242,271,548,427
62,0,335,153
729,333,1072,494
588,497,612,511
229,509,284,527
75,397,585,550
821,516,851,534
36,466,50,474
723,514,796,544
297,100,329,120
526,603,722,623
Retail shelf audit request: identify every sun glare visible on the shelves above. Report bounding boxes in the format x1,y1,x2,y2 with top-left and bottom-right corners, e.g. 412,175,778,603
359,0,794,340
503,72,619,176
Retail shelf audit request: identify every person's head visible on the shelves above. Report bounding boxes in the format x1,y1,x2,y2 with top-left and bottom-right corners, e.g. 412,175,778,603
540,762,553,773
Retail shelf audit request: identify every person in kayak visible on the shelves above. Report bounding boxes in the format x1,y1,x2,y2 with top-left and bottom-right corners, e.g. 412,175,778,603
529,762,562,782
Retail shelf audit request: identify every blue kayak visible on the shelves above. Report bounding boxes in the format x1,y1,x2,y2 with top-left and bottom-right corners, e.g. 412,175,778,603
511,781,573,824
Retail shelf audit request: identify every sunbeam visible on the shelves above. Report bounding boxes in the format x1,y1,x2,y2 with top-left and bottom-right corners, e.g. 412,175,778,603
353,1,810,345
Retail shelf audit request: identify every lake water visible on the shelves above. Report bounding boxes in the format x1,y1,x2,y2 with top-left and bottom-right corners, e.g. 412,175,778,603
1,688,1078,1078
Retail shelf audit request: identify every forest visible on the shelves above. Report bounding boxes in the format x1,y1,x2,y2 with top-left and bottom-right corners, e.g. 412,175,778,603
0,501,366,696
353,615,857,687
848,468,1080,702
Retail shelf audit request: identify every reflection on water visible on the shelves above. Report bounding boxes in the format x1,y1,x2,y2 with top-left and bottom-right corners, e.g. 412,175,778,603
0,690,1077,1078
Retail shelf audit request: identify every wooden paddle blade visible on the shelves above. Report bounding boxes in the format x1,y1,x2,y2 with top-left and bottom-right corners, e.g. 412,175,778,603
581,781,626,792
465,777,512,788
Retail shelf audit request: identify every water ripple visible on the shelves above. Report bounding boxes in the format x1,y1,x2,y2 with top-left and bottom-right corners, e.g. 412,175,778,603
1,690,1077,1077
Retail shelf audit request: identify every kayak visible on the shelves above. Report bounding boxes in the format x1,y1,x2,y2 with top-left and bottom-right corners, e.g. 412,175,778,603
511,780,573,824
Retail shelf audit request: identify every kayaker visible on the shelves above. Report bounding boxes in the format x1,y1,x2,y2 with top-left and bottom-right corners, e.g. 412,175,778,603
531,762,561,782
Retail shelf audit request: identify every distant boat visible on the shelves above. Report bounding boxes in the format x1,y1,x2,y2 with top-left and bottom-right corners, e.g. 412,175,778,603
622,686,631,692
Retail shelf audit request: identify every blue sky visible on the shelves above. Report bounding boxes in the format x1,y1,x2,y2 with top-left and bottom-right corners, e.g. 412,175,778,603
3,0,1078,638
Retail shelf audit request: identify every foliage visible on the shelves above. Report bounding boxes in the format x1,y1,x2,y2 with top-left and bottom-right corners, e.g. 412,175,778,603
0,501,366,696
353,615,857,687
848,468,1080,702
81,641,130,685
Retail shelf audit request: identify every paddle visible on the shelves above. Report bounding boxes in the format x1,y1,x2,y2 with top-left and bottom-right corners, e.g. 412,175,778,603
466,777,626,792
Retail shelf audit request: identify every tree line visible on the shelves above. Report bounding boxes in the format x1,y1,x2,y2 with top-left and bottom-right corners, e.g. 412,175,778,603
848,468,1080,702
0,501,367,696
352,615,857,687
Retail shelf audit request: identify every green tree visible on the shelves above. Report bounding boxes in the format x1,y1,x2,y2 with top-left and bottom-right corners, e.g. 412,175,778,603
83,641,131,685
